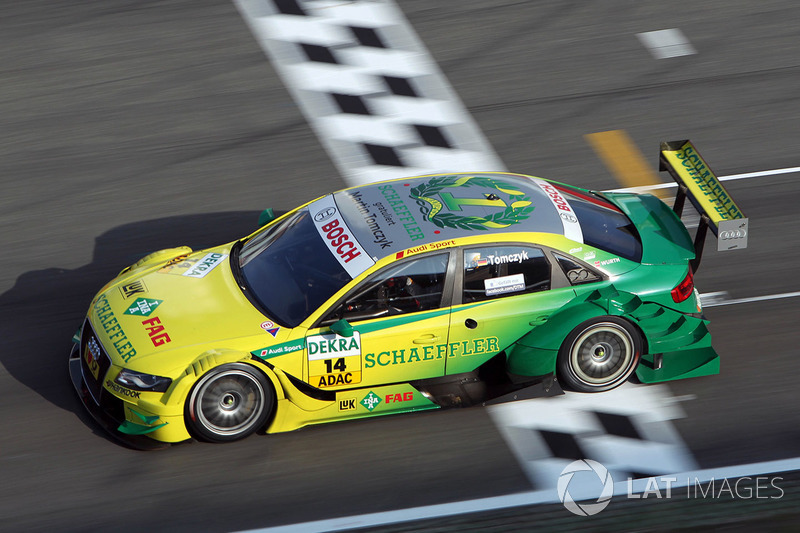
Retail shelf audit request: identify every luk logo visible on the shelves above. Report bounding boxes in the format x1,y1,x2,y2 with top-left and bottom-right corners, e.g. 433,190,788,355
557,460,614,516
338,398,356,412
361,391,382,411
120,280,147,299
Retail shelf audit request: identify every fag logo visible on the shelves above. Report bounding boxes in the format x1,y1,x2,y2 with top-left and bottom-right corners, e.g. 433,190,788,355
124,298,162,317
361,391,382,412
385,392,414,403
142,316,171,347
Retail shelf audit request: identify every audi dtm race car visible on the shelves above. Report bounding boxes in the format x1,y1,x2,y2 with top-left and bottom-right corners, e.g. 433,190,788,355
69,140,748,448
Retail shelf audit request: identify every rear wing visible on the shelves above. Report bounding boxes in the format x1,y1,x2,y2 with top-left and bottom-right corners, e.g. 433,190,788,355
659,140,748,271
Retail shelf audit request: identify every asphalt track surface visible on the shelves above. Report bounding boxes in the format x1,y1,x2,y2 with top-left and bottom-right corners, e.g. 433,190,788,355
1,1,799,531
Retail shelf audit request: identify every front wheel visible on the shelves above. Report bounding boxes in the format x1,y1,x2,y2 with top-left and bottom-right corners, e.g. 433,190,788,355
557,317,641,392
186,363,274,442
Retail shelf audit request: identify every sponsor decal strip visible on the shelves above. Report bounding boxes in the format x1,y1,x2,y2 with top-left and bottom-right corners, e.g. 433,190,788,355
307,332,362,361
253,339,305,359
119,280,147,299
142,316,171,347
183,252,227,278
310,195,374,278
661,141,745,224
532,179,583,243
350,190,394,250
364,336,499,368
307,332,363,388
94,294,137,362
124,298,162,317
485,273,525,296
106,380,141,399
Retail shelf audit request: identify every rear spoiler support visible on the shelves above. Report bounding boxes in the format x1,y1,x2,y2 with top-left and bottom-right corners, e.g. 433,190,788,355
659,140,748,272
672,183,709,272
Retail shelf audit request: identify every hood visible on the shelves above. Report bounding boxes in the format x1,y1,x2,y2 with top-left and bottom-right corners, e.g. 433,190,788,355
88,245,291,376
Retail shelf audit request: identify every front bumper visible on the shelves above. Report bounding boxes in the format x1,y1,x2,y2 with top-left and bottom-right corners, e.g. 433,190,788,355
68,341,172,450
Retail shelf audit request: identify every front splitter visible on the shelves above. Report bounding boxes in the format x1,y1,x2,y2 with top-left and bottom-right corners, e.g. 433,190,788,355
68,343,170,451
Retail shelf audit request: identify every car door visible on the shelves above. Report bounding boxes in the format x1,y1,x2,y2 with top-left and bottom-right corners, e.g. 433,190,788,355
446,244,577,376
305,251,454,390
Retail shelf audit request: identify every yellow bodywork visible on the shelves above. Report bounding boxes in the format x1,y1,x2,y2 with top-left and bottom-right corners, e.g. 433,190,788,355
83,226,603,443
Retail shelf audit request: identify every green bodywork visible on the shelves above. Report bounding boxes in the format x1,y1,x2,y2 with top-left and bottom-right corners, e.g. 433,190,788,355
117,408,168,435
503,281,718,382
453,191,719,384
501,191,718,383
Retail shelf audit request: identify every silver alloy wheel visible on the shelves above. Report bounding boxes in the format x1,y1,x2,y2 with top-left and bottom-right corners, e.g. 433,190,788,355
568,322,634,387
191,368,266,438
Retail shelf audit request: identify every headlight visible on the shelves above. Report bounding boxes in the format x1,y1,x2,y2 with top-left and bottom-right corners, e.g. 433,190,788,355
115,369,172,392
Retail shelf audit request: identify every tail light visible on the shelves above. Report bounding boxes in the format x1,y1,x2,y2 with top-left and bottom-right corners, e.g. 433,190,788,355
671,267,694,303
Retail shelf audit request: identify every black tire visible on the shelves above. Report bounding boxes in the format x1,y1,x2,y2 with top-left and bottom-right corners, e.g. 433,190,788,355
557,317,641,393
186,363,274,442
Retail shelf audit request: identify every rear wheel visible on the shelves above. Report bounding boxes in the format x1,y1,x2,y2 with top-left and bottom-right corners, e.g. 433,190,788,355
557,317,641,392
186,363,274,442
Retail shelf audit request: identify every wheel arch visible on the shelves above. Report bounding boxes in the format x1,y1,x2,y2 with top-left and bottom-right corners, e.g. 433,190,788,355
163,349,285,407
505,300,648,377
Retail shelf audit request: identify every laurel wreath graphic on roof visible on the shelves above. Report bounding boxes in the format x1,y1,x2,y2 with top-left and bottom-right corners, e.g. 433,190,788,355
409,176,535,230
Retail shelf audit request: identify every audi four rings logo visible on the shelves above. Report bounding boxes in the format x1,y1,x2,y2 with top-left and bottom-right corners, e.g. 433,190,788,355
314,207,337,222
560,212,578,223
720,229,747,240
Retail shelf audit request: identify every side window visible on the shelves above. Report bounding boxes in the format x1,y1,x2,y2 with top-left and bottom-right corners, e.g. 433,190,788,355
554,253,602,285
463,246,550,303
326,253,449,322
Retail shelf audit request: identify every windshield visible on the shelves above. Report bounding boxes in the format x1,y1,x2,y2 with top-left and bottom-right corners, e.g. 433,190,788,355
239,209,352,327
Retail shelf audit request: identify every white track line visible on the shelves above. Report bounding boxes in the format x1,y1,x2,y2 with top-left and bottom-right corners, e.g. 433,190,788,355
239,457,800,532
701,290,800,307
609,166,800,193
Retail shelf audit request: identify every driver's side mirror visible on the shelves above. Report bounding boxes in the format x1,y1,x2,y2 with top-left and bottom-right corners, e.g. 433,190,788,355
329,318,354,337
258,208,275,227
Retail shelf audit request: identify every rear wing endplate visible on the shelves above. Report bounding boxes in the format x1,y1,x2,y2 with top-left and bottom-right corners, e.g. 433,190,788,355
659,140,748,271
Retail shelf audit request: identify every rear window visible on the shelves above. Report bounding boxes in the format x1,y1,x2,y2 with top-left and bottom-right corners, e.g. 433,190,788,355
556,186,643,263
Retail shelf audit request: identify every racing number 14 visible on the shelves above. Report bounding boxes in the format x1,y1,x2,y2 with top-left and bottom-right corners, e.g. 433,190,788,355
324,358,346,373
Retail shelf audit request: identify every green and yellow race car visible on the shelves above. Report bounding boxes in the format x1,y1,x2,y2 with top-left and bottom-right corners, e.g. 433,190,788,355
69,140,748,447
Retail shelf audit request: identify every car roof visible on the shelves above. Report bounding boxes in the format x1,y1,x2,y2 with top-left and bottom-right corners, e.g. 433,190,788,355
329,172,583,260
